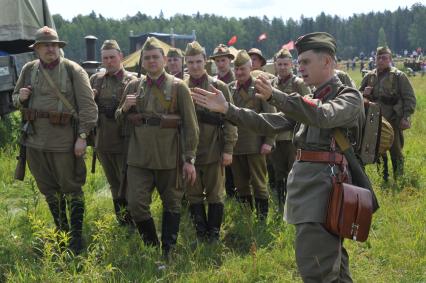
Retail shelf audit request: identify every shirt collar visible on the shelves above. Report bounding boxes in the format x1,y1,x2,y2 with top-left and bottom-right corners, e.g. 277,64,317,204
40,58,60,70
146,72,166,88
190,73,207,87
237,77,252,91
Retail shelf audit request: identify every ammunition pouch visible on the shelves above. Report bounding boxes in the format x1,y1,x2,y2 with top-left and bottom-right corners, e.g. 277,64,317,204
159,114,181,129
21,108,72,125
196,110,224,126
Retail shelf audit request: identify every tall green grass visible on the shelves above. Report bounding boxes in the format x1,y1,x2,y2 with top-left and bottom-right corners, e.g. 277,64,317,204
0,70,424,282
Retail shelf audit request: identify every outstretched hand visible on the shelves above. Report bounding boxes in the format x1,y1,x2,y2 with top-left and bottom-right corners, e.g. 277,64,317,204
191,85,229,114
254,74,273,101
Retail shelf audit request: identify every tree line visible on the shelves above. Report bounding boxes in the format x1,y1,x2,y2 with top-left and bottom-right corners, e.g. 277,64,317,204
52,3,426,62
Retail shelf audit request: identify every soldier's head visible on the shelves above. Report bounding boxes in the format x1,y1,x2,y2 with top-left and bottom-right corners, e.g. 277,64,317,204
211,44,234,75
166,48,184,76
101,40,123,74
234,50,252,83
248,48,266,71
141,37,166,77
274,48,293,78
185,41,207,79
30,26,65,63
295,32,337,87
376,46,392,72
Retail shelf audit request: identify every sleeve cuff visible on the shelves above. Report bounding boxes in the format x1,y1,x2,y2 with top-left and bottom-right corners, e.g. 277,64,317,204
268,89,289,111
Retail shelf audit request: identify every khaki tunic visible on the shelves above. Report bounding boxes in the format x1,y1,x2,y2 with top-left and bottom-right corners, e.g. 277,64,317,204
360,67,416,161
229,77,276,199
184,74,237,204
335,69,356,88
215,70,235,84
116,71,199,221
223,75,363,281
12,58,97,196
90,69,136,199
12,58,97,151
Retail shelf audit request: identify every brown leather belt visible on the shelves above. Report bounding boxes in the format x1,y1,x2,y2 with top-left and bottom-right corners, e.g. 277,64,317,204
296,149,347,166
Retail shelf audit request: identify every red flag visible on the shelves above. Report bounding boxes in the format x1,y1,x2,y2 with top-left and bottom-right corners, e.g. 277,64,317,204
282,40,294,50
258,33,267,42
227,35,237,46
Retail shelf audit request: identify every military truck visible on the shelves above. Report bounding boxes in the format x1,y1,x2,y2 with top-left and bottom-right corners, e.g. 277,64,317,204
0,0,56,117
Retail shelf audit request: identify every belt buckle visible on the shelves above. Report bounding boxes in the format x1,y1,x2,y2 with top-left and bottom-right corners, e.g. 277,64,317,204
296,149,302,161
142,117,151,125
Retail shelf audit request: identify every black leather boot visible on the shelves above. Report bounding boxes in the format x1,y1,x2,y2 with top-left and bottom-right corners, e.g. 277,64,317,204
392,157,404,179
135,218,159,247
255,198,269,220
46,194,69,232
189,203,208,241
68,195,85,255
225,166,236,198
275,179,286,212
207,203,224,242
161,211,181,259
113,198,134,226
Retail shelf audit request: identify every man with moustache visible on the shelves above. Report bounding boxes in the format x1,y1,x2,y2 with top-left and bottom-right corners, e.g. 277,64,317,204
166,47,186,80
12,26,97,255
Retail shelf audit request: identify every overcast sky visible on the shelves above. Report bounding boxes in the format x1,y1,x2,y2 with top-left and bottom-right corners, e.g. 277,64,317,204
49,0,424,20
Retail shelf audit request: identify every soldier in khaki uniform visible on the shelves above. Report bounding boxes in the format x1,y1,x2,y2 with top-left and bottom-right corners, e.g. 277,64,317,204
248,48,267,71
166,47,186,80
229,50,276,219
210,44,237,197
184,41,237,241
271,48,310,211
211,44,236,84
116,37,199,257
360,46,416,181
192,32,364,282
12,26,98,254
90,40,136,226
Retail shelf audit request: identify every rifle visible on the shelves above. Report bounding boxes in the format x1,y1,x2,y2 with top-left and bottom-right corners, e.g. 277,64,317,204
14,87,31,181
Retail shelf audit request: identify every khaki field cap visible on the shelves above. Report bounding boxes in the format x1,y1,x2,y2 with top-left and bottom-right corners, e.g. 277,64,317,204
167,48,184,58
142,37,164,52
185,41,205,57
274,48,292,61
247,48,266,66
210,44,235,60
29,26,66,48
295,32,336,55
101,39,121,51
234,50,251,67
376,46,392,56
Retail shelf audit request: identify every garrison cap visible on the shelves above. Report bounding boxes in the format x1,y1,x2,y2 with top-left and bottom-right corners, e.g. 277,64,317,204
210,44,235,60
294,32,336,55
248,48,266,66
29,26,66,48
142,37,164,52
274,48,292,61
234,50,251,67
101,39,121,51
376,46,392,56
167,47,184,58
185,41,205,56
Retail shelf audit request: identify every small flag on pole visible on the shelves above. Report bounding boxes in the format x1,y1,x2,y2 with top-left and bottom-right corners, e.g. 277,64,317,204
258,33,267,42
282,40,295,50
228,35,237,46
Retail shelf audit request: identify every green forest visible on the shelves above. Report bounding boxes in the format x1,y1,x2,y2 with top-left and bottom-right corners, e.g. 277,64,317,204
53,3,426,62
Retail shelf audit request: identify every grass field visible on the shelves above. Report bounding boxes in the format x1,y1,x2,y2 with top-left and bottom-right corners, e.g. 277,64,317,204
0,69,425,282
